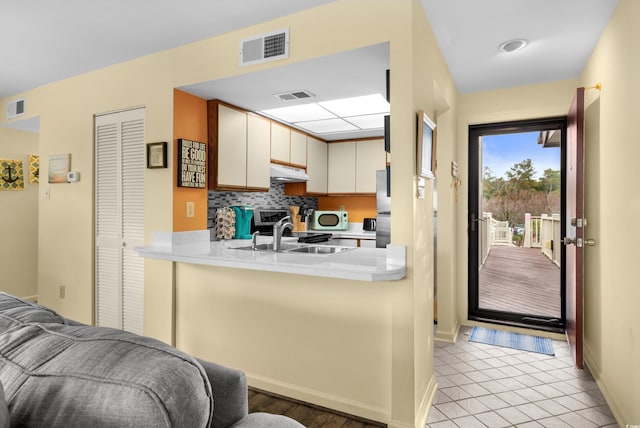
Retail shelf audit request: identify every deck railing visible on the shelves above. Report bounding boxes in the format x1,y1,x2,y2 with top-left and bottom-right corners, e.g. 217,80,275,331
481,212,561,268
532,213,561,266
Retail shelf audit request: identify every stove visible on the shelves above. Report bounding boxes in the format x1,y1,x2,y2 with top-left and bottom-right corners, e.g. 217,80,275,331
252,208,331,242
251,209,290,235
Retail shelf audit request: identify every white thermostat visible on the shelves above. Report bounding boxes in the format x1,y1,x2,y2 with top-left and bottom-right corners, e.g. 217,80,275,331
67,171,80,182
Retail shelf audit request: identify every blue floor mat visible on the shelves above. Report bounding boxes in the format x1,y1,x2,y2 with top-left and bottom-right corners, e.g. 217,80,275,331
469,326,555,356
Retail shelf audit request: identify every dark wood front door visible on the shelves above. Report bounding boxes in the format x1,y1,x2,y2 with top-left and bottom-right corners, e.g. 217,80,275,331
564,88,585,369
467,117,566,331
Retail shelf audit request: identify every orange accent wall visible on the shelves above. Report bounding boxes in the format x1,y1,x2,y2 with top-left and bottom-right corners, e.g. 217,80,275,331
173,89,209,232
317,196,376,222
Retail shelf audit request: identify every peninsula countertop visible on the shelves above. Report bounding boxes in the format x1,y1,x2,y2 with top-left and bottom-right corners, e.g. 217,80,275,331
135,231,405,282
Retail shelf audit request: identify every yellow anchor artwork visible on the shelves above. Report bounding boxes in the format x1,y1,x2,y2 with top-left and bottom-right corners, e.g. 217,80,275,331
0,160,24,190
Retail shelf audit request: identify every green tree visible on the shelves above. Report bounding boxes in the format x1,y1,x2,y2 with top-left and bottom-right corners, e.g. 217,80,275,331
505,159,537,191
536,168,561,194
482,159,560,226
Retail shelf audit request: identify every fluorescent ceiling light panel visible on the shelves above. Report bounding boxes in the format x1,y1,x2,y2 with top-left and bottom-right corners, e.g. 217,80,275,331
262,103,335,123
344,113,386,130
318,94,389,117
295,118,359,134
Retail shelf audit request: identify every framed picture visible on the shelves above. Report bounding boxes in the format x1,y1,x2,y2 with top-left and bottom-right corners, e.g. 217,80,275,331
416,110,437,179
147,142,167,169
48,153,71,183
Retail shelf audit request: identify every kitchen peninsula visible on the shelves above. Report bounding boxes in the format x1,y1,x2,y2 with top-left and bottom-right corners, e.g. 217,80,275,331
136,230,405,281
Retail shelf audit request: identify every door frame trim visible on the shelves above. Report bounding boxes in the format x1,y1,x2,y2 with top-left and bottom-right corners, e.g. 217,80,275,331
467,116,567,332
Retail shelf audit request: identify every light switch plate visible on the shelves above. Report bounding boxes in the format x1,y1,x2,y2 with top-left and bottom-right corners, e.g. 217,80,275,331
186,201,195,218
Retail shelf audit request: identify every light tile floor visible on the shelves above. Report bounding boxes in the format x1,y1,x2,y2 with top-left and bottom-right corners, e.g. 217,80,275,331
428,326,617,428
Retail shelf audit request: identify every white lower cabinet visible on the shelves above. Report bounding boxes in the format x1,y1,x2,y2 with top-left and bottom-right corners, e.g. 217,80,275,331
359,239,377,248
328,239,358,247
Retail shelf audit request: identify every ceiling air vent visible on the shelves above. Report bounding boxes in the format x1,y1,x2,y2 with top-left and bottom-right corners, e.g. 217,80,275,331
274,90,315,102
7,99,25,119
240,28,289,67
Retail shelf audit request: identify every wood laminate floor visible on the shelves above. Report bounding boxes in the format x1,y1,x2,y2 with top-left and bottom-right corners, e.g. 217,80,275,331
248,388,386,428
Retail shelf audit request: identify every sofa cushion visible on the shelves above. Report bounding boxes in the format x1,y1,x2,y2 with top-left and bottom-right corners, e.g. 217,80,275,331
0,323,213,427
0,293,67,329
0,383,9,428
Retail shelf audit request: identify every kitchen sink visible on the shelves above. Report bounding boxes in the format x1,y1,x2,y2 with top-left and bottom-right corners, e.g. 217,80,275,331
234,243,353,254
286,245,354,254
234,242,300,252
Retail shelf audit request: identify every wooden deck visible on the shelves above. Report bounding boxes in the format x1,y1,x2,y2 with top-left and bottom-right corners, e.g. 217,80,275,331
479,246,561,318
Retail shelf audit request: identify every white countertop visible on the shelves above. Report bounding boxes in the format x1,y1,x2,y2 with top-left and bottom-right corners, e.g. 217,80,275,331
135,230,404,282
309,222,376,240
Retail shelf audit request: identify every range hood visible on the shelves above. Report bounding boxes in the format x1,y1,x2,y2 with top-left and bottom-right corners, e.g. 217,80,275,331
269,163,309,182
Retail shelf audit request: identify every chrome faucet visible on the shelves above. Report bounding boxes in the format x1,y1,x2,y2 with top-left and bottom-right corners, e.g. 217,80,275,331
251,231,260,250
273,216,293,252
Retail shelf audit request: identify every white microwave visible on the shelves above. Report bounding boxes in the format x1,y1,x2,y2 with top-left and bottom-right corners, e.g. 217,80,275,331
311,211,349,230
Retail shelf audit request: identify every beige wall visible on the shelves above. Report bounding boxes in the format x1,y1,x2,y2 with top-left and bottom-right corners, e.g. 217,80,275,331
0,1,456,427
0,127,38,299
578,0,639,423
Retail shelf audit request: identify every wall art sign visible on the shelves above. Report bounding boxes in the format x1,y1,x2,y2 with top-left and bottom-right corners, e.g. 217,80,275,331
29,155,39,183
0,159,24,190
48,154,70,183
177,139,207,188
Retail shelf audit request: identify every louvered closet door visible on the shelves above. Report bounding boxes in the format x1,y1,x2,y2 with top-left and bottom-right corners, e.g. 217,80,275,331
95,108,145,335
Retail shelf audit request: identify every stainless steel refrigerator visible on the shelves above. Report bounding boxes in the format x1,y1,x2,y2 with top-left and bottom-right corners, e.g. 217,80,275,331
376,168,391,248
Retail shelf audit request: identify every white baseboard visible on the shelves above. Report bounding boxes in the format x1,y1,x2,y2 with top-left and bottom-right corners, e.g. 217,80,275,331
246,372,389,424
583,343,626,427
435,322,460,343
416,375,438,428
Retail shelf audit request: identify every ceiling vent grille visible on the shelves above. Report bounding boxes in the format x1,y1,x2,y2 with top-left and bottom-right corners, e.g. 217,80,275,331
240,28,289,67
7,99,25,119
274,90,315,102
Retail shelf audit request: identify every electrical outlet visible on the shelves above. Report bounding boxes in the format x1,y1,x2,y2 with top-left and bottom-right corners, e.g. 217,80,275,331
59,285,65,299
186,201,195,218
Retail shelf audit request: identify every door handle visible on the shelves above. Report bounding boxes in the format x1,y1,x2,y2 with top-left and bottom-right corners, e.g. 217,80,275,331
563,237,597,247
470,213,484,231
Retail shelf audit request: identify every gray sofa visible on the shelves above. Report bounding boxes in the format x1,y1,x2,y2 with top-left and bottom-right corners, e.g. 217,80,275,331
0,292,304,428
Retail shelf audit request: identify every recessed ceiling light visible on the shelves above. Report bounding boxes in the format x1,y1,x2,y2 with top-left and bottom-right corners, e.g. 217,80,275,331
294,118,359,134
499,39,528,53
318,94,389,117
262,103,335,123
344,113,386,130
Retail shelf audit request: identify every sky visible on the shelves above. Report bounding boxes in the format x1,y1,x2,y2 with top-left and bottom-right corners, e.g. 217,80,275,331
482,131,560,179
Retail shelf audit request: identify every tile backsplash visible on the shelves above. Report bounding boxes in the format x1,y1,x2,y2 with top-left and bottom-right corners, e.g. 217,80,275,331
207,182,318,229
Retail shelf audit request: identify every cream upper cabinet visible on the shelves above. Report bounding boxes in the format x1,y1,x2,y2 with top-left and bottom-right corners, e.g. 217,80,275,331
270,122,290,163
306,136,328,194
246,114,271,189
327,141,356,193
271,123,307,168
209,101,269,191
355,139,386,193
217,104,248,188
326,139,386,194
290,130,308,167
